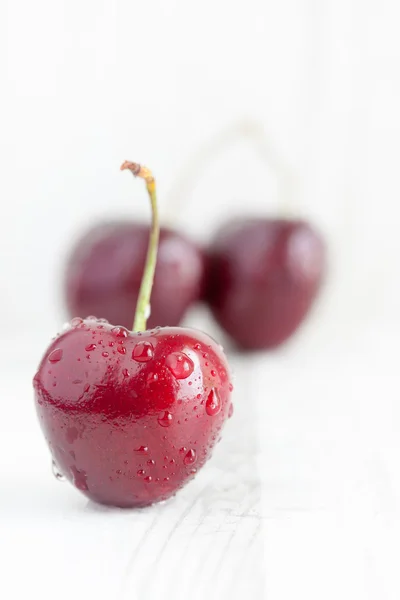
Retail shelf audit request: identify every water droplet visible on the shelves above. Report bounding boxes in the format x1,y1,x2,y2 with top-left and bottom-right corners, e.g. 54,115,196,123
70,465,88,490
165,352,194,379
144,475,152,483
117,345,126,355
84,384,90,393
71,317,83,328
163,477,170,482
52,460,65,481
137,469,145,476
169,458,175,465
205,389,221,416
194,343,201,350
135,445,148,454
97,318,109,323
122,368,129,377
85,344,96,352
111,326,129,338
102,351,109,358
132,341,154,362
203,353,208,358
228,403,234,418
229,383,234,392
184,449,197,465
86,315,97,321
72,379,82,384
147,459,155,466
158,411,173,427
196,393,202,400
147,372,159,384
48,348,63,363
211,369,217,377
179,447,187,454
116,469,122,475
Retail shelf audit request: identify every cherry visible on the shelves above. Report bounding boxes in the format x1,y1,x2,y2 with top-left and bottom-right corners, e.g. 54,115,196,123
206,218,326,350
65,223,205,330
33,162,232,508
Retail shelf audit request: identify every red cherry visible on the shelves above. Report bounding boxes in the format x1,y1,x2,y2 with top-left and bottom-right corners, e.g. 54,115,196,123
64,223,205,329
206,218,326,350
34,161,232,508
33,319,231,507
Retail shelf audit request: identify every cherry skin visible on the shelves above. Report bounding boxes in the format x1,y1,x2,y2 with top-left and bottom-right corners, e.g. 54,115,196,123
65,222,206,329
206,218,326,350
33,318,232,508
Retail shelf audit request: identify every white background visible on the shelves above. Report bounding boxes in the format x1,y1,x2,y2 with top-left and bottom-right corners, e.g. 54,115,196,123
1,1,400,599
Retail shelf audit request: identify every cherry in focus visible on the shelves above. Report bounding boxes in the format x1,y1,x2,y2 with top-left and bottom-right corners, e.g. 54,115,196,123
65,223,205,330
33,161,233,508
206,218,326,350
34,318,232,507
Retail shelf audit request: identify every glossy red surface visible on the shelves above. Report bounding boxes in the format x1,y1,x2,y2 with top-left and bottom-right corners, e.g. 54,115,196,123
206,218,326,350
65,223,206,329
33,318,232,507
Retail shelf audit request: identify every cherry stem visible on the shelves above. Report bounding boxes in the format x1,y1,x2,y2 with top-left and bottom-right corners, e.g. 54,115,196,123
120,161,159,331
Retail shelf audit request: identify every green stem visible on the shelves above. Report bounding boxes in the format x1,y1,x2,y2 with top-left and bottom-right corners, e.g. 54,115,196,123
120,161,159,331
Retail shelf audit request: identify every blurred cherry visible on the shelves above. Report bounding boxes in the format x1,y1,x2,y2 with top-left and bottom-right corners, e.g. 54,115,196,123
65,223,205,329
206,218,326,350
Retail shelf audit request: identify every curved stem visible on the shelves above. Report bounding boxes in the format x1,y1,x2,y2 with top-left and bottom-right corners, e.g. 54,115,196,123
120,161,159,331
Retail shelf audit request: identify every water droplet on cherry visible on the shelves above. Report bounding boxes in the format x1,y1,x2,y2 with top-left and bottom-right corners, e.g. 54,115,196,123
228,403,234,418
85,344,96,352
70,317,83,328
135,445,148,454
48,349,63,363
132,341,154,362
111,326,129,338
117,345,126,355
184,449,197,465
165,352,194,379
205,389,221,416
158,411,173,427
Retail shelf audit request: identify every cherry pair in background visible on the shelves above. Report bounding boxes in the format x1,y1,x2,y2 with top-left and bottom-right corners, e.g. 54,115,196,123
34,162,233,508
66,218,325,351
